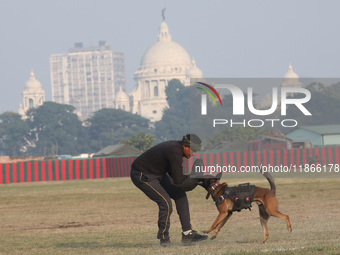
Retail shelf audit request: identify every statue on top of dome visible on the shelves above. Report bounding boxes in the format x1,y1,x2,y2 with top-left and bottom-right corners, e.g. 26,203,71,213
162,8,166,21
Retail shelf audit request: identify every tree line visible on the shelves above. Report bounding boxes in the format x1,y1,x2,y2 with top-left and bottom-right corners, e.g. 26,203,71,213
0,103,152,156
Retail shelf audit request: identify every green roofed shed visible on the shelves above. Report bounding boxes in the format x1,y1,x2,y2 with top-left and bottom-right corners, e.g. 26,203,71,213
286,124,340,146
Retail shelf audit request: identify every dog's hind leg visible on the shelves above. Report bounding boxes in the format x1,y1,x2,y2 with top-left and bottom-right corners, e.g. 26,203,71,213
268,209,292,233
210,212,232,240
258,204,270,243
264,197,292,233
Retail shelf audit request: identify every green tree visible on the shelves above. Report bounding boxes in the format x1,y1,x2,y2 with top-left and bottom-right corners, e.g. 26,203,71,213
155,79,193,141
305,82,326,93
165,79,187,109
25,102,87,156
119,132,155,152
86,108,150,151
283,87,340,129
324,82,340,100
0,112,30,156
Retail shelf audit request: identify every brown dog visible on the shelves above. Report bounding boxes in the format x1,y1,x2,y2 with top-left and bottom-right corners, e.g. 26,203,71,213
199,172,292,243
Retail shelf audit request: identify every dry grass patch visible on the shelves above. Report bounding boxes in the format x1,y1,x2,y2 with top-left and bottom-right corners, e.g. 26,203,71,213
0,177,340,254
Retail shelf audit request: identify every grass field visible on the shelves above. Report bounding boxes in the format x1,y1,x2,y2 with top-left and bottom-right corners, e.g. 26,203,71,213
1,176,340,255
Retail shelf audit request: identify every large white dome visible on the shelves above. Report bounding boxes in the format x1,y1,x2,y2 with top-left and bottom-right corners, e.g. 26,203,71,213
141,41,191,67
139,21,191,68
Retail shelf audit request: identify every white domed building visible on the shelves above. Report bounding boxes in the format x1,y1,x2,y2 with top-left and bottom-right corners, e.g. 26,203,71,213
282,64,301,89
126,19,203,122
114,86,130,111
18,72,45,117
257,64,301,109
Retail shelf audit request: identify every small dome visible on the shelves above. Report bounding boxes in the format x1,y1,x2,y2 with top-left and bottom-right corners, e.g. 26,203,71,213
186,59,203,78
139,21,191,68
116,87,129,102
160,21,169,30
25,72,42,90
284,64,299,79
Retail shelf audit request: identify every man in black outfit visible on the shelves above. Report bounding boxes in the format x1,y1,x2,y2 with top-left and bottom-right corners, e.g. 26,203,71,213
130,134,208,246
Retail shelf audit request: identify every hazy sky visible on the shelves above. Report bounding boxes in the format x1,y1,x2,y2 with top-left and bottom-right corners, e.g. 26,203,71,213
0,0,339,114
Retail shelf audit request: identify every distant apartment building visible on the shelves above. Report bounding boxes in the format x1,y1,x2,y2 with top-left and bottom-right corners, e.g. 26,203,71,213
50,41,126,117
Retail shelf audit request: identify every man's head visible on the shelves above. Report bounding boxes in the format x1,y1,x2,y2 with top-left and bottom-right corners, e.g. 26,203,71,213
181,134,202,158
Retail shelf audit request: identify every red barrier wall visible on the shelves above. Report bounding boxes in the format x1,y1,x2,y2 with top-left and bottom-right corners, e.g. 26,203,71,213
0,156,137,184
1,146,339,184
184,146,340,175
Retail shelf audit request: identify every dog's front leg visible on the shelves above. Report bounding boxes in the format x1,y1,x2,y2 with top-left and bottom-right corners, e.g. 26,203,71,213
202,210,227,234
203,200,230,235
210,212,232,240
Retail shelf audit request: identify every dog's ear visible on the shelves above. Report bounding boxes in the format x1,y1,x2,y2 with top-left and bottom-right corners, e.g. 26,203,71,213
216,172,222,180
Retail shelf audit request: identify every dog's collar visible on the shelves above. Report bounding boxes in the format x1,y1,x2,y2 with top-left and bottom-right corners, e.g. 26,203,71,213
209,181,221,194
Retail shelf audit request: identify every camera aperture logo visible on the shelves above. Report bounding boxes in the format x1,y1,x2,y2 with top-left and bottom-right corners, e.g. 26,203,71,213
196,82,223,115
196,82,312,128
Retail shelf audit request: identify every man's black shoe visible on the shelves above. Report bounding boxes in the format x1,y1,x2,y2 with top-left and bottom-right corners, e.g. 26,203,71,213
181,230,208,244
160,238,172,247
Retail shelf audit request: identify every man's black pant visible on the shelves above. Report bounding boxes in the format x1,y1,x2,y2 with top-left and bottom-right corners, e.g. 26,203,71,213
130,168,191,240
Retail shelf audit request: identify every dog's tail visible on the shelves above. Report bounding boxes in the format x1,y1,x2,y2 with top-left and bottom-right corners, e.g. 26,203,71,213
260,168,276,195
